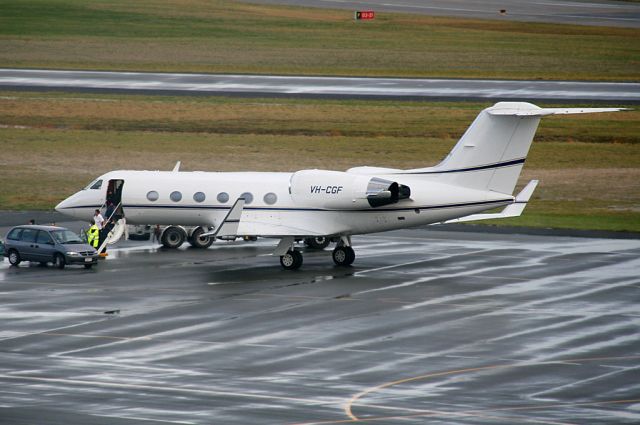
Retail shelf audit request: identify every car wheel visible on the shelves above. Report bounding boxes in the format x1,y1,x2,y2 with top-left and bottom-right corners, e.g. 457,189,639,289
54,253,66,269
8,249,21,266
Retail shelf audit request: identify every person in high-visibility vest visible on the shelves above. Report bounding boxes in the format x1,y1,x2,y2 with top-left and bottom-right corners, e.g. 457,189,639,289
87,221,100,249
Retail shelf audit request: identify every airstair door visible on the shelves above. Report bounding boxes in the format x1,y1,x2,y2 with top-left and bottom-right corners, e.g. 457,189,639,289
106,179,125,219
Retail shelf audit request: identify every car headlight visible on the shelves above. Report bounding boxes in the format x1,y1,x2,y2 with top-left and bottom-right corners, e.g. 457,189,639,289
66,251,80,256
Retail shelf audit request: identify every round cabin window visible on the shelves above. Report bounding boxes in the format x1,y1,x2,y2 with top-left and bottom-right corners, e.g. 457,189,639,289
170,191,182,202
264,192,277,205
240,192,253,205
217,192,229,203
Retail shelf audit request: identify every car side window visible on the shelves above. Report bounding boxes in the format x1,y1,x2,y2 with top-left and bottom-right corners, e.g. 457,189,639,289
36,231,53,245
20,228,38,243
7,228,22,240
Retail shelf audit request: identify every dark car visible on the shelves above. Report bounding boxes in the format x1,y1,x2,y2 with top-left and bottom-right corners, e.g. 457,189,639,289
3,225,98,269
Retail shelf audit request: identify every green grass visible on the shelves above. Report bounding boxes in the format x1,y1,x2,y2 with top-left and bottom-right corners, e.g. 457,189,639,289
0,0,639,80
1,92,637,144
1,91,638,232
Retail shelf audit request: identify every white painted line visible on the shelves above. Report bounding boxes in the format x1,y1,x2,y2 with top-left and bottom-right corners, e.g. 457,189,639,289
94,414,195,425
343,348,378,354
0,374,340,406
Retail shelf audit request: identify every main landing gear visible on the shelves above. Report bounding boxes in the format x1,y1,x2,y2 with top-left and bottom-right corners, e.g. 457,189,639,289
304,236,330,250
332,245,355,266
280,249,303,270
277,236,355,270
160,226,214,249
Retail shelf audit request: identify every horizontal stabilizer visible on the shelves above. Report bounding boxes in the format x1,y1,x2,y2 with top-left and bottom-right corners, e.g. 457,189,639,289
515,179,538,203
487,103,627,117
201,197,245,237
441,180,538,224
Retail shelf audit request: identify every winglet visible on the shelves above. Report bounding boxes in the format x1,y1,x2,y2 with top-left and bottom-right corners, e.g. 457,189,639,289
172,161,181,172
201,197,245,238
440,180,538,224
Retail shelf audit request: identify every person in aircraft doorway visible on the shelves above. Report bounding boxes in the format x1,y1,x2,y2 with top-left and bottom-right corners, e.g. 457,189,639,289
87,220,100,250
93,208,109,257
104,199,115,228
105,200,115,222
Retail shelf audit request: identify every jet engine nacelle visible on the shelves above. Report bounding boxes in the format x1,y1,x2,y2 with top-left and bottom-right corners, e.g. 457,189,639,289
290,170,410,209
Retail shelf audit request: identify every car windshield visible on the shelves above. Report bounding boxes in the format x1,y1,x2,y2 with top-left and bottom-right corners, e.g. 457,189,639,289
51,229,84,244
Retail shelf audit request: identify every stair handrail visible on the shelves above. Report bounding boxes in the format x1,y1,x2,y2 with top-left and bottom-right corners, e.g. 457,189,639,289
96,202,125,254
105,201,122,223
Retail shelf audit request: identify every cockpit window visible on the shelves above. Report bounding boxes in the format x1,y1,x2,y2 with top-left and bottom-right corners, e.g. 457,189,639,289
84,179,103,190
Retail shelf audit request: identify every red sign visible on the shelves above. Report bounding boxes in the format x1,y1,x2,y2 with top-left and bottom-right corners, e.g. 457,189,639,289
355,11,375,20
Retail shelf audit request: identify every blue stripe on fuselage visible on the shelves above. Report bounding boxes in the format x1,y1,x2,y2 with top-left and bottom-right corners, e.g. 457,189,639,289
401,158,526,175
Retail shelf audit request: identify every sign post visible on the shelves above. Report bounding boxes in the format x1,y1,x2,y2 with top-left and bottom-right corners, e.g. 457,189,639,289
354,11,375,20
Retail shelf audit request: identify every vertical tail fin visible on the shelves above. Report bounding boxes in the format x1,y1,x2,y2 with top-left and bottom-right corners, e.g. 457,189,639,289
407,102,626,194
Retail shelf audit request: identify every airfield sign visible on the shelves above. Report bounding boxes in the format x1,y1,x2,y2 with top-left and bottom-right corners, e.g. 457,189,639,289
355,11,375,20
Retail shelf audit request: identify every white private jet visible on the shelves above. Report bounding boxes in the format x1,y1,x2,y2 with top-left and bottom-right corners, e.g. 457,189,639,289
55,102,624,269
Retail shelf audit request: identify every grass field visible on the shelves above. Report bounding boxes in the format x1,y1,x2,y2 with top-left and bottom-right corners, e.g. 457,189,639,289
0,91,638,232
1,0,639,80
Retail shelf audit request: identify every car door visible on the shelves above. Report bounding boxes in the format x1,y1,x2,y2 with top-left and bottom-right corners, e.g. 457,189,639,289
18,228,38,261
35,230,56,262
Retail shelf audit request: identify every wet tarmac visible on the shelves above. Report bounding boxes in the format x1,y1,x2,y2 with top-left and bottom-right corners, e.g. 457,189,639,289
1,228,639,424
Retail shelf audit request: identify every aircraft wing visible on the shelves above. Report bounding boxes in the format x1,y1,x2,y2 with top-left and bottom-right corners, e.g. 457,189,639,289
441,180,538,224
237,221,327,237
202,197,328,237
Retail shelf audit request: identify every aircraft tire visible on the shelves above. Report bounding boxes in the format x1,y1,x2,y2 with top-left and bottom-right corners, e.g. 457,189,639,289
161,226,186,249
332,246,355,266
304,237,330,250
280,250,303,270
188,226,214,249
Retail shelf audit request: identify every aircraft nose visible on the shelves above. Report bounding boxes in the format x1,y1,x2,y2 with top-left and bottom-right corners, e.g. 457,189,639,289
55,197,70,213
55,192,83,217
